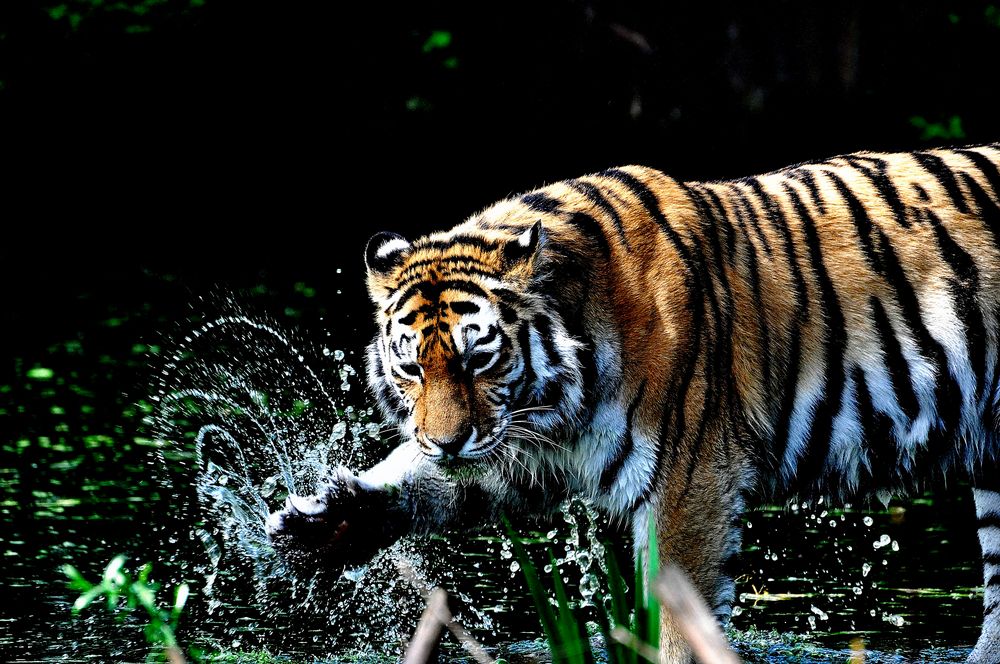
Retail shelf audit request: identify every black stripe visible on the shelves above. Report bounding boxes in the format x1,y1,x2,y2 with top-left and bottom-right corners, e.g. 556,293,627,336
729,185,774,257
679,249,729,496
961,172,1000,252
474,324,498,347
396,264,499,289
566,211,611,258
393,279,489,313
632,304,704,511
730,202,771,394
533,315,561,369
516,322,537,403
520,192,562,213
769,330,802,483
746,179,809,322
844,156,910,228
685,183,736,267
399,254,497,274
985,552,1000,566
600,380,648,491
956,149,1000,199
783,183,848,490
978,514,1000,531
789,168,827,216
924,208,987,395
419,235,500,252
988,574,1000,588
850,208,961,449
912,183,930,202
986,601,999,618
913,151,971,213
536,372,565,412
824,171,883,266
853,366,913,494
398,311,418,326
870,297,921,422
703,187,738,263
598,168,697,283
567,179,631,249
449,301,480,315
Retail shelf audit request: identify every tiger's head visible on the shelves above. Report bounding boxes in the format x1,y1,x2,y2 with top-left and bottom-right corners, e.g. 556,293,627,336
364,219,586,465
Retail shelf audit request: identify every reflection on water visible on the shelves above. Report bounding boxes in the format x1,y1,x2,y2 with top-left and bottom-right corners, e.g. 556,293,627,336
0,275,986,662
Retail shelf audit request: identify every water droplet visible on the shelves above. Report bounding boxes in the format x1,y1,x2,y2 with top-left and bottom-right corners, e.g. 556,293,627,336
509,561,520,573
891,540,899,552
863,516,874,527
330,422,347,442
862,562,872,577
873,534,891,549
732,606,743,616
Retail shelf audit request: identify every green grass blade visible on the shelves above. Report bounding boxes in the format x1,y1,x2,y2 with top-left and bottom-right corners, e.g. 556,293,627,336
646,514,660,648
547,550,591,664
502,515,561,654
604,547,636,664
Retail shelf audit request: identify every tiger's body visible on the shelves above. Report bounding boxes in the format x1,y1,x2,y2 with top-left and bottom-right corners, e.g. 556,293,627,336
267,144,1000,663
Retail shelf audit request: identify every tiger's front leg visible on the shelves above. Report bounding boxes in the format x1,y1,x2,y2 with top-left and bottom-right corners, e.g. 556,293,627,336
266,441,465,570
650,425,747,664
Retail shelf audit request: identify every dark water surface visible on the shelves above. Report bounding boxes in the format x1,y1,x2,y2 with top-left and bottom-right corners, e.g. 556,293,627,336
0,269,986,663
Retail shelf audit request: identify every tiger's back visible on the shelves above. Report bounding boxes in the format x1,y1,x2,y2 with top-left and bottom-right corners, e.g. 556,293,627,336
467,144,1000,504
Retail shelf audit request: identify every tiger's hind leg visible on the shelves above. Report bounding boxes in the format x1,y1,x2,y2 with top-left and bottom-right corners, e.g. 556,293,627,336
970,486,1000,663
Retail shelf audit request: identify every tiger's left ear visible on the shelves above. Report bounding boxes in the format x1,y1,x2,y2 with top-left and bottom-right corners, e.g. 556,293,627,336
365,231,412,301
503,220,544,267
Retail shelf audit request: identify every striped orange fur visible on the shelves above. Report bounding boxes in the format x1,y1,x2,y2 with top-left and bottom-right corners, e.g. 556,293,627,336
271,144,1000,663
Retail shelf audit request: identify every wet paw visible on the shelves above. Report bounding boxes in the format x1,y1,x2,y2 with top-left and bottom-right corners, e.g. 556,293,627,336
265,467,402,570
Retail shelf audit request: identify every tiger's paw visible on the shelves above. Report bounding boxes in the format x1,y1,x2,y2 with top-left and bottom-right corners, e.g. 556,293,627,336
266,467,404,571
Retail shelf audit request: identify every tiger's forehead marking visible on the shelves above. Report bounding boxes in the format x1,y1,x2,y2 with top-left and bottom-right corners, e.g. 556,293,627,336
384,262,499,361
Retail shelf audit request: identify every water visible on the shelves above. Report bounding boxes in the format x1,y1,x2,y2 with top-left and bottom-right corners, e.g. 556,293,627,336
0,271,985,662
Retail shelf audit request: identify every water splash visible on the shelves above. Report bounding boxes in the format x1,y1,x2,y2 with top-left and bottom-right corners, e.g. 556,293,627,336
149,299,480,656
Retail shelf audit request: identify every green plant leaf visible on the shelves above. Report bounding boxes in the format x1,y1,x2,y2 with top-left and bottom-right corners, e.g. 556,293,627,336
103,555,127,587
503,515,561,656
73,586,103,613
646,514,660,648
171,583,190,627
63,564,93,592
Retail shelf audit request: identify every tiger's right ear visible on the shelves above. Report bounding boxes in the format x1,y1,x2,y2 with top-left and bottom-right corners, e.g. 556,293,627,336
365,232,412,301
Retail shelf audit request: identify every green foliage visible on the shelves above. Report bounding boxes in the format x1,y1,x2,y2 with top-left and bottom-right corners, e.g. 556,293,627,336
909,115,965,141
64,555,190,662
988,5,1000,28
421,30,452,53
503,514,660,664
44,0,206,34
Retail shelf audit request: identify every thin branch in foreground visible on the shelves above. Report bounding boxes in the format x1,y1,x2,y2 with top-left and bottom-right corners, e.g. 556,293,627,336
404,587,449,664
397,559,494,664
652,563,742,664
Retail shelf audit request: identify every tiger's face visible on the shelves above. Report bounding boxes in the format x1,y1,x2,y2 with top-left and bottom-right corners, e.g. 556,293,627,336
364,223,544,462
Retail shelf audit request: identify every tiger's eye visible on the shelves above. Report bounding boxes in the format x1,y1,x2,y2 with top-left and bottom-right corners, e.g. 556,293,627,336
468,353,493,372
399,363,422,378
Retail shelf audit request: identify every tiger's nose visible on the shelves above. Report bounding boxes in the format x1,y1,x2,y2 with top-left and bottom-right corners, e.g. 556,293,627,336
426,427,477,457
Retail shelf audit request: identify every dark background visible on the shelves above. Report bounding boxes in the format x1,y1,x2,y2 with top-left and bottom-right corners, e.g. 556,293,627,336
3,0,1000,351
1,4,998,657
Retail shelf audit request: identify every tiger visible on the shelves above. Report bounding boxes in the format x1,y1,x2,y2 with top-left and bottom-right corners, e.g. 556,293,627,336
266,143,1000,663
